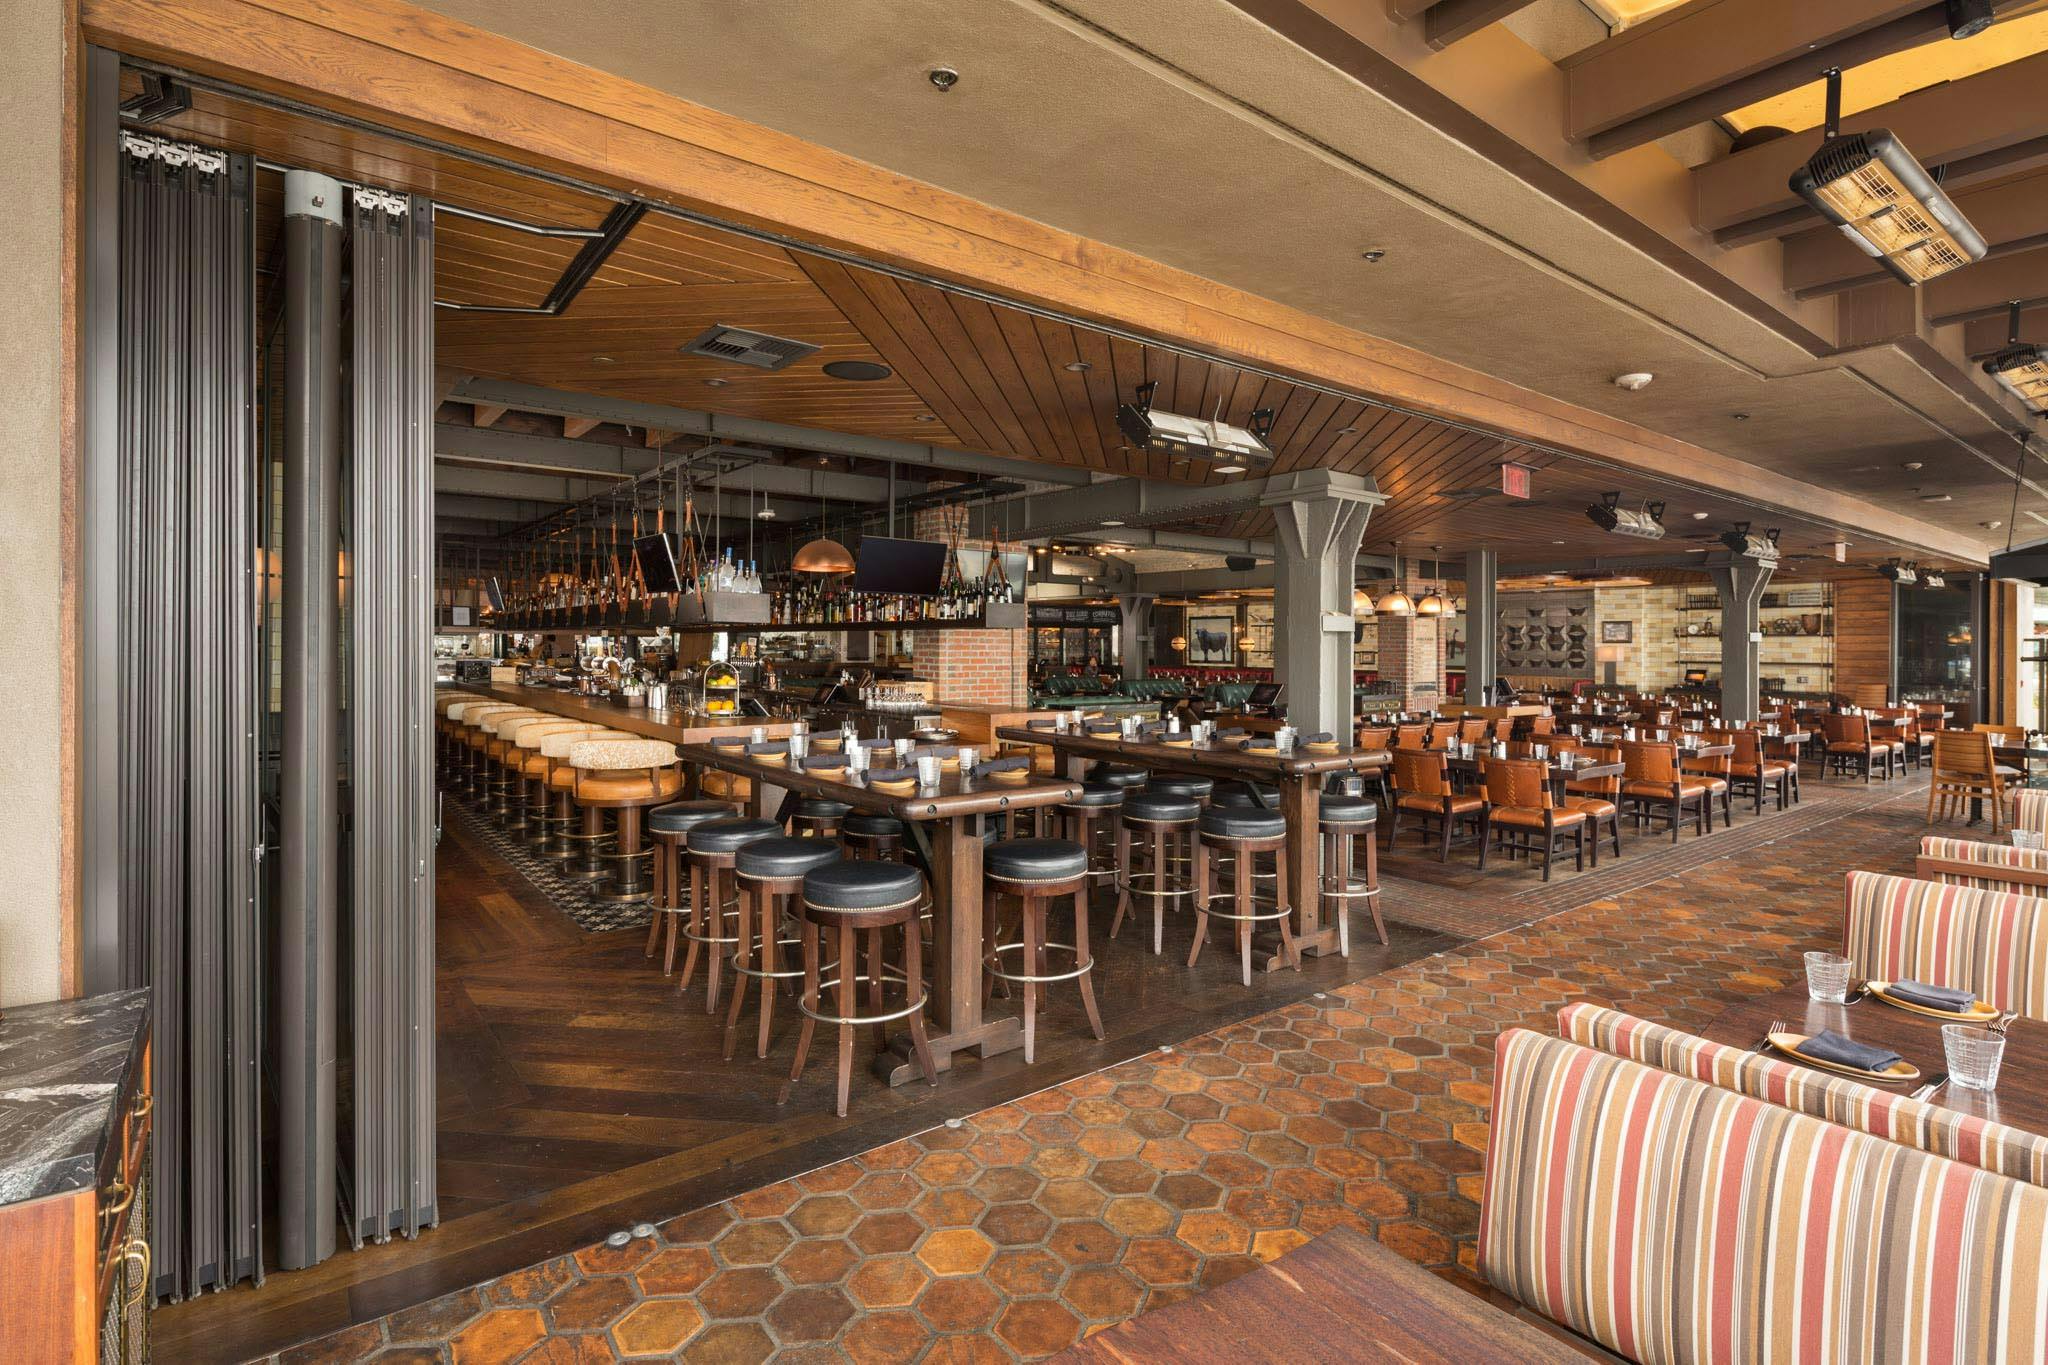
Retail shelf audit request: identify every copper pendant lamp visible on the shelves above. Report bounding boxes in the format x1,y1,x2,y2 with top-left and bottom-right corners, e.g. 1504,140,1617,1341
793,492,855,575
1376,543,1415,616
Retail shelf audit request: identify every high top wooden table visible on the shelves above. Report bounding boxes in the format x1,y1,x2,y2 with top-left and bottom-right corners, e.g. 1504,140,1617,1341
679,741,1082,1085
997,726,1389,968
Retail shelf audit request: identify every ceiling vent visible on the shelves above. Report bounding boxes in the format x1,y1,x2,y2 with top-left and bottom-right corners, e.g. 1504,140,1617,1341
679,325,820,372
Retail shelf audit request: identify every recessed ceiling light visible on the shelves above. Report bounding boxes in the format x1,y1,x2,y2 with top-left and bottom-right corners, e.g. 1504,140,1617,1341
914,413,938,423
1101,518,1125,527
1552,539,1567,545
822,360,892,382
1731,412,1751,421
1921,492,1952,502
1064,361,1092,373
591,355,616,365
704,377,729,387
928,66,959,91
1613,372,1654,391
1902,461,1924,470
1360,249,1387,263
1214,464,1247,475
1336,426,1358,435
1691,511,1710,520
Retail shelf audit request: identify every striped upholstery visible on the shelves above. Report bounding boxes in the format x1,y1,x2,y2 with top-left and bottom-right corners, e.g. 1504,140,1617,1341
1919,835,2048,892
2017,788,2048,836
1480,1028,2048,1363
1559,1002,2048,1187
1844,870,2048,1021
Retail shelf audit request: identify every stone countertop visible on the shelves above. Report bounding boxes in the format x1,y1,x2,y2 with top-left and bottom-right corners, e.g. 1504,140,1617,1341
0,989,150,1206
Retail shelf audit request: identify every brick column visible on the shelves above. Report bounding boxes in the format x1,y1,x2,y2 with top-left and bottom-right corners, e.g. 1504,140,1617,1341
905,504,1026,706
1376,614,1444,709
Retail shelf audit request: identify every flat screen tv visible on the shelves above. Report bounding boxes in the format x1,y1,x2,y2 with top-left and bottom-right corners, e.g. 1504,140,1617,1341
634,532,683,595
1247,681,1283,709
853,536,947,594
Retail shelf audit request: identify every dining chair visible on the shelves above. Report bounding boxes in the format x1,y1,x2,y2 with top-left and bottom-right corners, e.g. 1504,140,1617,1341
1726,728,1792,816
1681,729,1735,826
1561,743,1622,863
1388,748,1484,862
1477,758,1587,882
1928,730,2012,832
1393,722,1428,751
1618,741,1709,843
1821,713,1893,782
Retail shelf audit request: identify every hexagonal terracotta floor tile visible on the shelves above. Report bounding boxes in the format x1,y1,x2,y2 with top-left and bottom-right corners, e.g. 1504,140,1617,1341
1101,1195,1173,1239
918,1275,1002,1332
1175,1209,1252,1256
449,1308,547,1365
978,1201,1053,1247
714,1219,794,1267
847,1254,929,1309
841,1310,929,1365
697,1267,782,1320
680,1321,775,1364
850,1210,925,1256
787,1193,861,1237
1121,1236,1200,1287
544,1276,637,1334
986,1247,1066,1297
610,1298,704,1357
917,1226,996,1276
994,1298,1083,1356
778,1237,859,1286
765,1286,856,1343
635,1246,716,1297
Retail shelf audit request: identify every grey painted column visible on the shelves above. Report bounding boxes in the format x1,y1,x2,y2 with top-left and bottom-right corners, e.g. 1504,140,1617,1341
1263,471,1386,736
1117,593,1153,680
279,170,342,1270
1463,548,1498,706
1709,554,1775,723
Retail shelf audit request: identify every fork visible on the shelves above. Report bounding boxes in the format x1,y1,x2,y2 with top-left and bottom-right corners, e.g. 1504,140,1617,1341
1992,1011,2020,1036
1753,1019,1787,1053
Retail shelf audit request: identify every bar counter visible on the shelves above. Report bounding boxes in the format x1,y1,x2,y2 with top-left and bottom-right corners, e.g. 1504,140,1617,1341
452,681,799,744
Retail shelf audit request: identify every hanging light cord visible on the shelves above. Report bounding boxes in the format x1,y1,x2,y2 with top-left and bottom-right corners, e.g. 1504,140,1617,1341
2011,430,2030,555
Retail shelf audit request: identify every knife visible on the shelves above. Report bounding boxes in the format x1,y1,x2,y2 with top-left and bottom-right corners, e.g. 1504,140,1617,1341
1910,1072,1949,1102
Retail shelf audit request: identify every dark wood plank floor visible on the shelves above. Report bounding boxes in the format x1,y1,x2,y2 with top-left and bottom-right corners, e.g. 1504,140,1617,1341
154,808,1461,1363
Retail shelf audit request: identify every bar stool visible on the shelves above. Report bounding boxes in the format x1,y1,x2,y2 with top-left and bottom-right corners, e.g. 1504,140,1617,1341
454,704,522,798
538,727,627,860
787,797,852,840
513,722,604,852
481,711,547,815
1211,781,1278,809
643,799,739,975
1111,791,1199,954
1319,791,1382,954
789,860,937,1118
1190,806,1297,986
437,696,479,780
727,836,845,1060
1060,783,1126,901
684,817,782,1012
984,838,1103,1063
569,738,685,903
1142,775,1213,804
494,715,568,831
1091,762,1150,791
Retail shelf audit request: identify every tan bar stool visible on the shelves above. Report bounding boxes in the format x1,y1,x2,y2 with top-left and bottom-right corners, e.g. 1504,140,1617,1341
568,738,685,904
726,836,845,1060
1190,806,1297,986
1318,791,1382,955
510,721,603,851
788,860,937,1118
683,817,782,1012
491,714,564,830
480,710,548,816
643,799,740,975
452,703,521,797
537,726,624,859
984,838,1103,1063
437,693,479,779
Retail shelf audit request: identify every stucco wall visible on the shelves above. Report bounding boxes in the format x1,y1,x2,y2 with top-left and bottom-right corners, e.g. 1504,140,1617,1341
0,0,67,1007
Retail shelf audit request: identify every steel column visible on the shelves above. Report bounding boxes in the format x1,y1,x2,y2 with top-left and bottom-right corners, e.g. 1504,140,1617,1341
279,169,342,1270
1710,555,1775,723
1463,550,1498,705
1117,594,1153,681
1263,472,1385,737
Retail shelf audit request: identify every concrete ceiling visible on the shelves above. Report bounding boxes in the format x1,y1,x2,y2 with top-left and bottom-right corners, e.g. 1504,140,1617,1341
404,0,2042,563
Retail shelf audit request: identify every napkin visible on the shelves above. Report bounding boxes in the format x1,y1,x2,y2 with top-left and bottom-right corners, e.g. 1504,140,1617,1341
744,740,788,756
866,766,916,784
1027,719,1057,729
915,745,959,759
1795,1030,1901,1073
1888,980,1977,1012
1085,723,1120,734
800,754,848,771
973,757,1030,779
1216,727,1248,739
709,735,746,748
1238,737,1278,751
1301,731,1334,745
859,737,895,749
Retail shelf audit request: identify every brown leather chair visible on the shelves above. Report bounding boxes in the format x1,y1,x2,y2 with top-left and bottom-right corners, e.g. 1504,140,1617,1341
1561,743,1622,864
1822,714,1893,782
1457,718,1489,746
1727,728,1793,816
1393,723,1428,751
1681,729,1735,828
1619,740,1709,843
1477,758,1587,882
1388,748,1484,862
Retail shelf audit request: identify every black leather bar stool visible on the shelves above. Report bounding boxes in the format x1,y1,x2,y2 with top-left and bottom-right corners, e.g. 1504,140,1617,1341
985,838,1104,1062
1091,762,1150,790
727,836,845,1060
1143,775,1214,804
1191,805,1298,985
1319,792,1383,954
683,818,781,1013
643,799,739,976
1212,781,1279,809
787,797,853,840
1060,783,1126,900
1111,791,1199,955
788,860,936,1117
839,813,930,925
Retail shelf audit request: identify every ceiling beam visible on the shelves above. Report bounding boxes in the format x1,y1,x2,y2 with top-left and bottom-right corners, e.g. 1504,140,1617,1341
1924,244,2048,326
433,422,910,503
1785,167,2048,296
471,402,508,428
448,377,1098,487
1567,0,1944,157
1061,529,1276,558
561,416,600,440
433,471,817,525
1422,0,1541,48
1692,49,2048,241
1962,303,2048,357
971,470,1384,540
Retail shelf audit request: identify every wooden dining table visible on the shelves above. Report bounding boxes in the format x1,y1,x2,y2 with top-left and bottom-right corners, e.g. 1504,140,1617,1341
997,726,1389,969
678,740,1082,1085
1442,751,1621,803
1704,984,2047,1134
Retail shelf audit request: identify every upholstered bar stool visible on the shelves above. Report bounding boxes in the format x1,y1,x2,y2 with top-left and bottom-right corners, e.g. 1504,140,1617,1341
1090,762,1150,791
788,860,936,1118
1212,781,1279,809
683,817,781,1012
1190,805,1297,986
1319,790,1382,954
1060,783,1126,902
537,727,625,859
643,799,740,976
787,797,853,840
492,714,566,830
1111,791,1200,954
507,720,595,838
984,838,1103,1063
726,836,845,1060
839,813,931,925
568,738,683,902
452,704,522,798
477,710,546,814
437,695,479,780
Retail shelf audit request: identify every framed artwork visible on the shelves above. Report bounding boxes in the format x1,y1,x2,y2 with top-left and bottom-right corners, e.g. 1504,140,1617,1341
1187,613,1236,665
1600,620,1632,643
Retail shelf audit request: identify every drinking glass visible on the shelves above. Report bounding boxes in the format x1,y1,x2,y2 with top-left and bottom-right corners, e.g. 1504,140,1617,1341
916,755,943,788
788,733,809,761
2014,829,2045,851
750,726,767,745
894,737,914,763
1804,951,1852,1004
957,746,979,771
1943,1024,2007,1091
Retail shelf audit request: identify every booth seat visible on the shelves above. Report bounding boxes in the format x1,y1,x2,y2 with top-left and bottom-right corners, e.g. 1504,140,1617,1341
1844,870,2048,1021
2018,788,2048,837
1915,835,2048,896
1558,1002,2048,1187
1480,1027,2048,1363
1114,678,1187,702
1201,682,1258,709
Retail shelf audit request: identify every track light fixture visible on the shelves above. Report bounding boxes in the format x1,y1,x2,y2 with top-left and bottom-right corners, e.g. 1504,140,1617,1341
1789,68,1985,286
1983,301,2048,414
1586,491,1666,540
1718,522,1781,562
1877,559,1919,585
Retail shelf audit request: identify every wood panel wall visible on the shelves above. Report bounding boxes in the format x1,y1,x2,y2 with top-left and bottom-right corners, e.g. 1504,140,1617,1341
1832,577,1894,705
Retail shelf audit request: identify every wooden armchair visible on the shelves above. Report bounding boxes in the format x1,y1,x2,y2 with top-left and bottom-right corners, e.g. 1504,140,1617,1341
1477,758,1586,882
1618,740,1710,843
1928,729,2011,831
1388,748,1484,862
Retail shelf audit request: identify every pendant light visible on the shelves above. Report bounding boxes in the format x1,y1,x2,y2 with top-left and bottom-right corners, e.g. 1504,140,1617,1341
1352,585,1375,616
1375,544,1415,617
792,491,855,575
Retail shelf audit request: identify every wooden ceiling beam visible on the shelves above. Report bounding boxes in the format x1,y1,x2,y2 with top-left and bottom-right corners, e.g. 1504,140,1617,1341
561,416,600,439
1923,244,2048,326
1422,0,1541,49
1785,167,2048,296
1961,303,2048,358
471,402,508,428
1693,49,2048,240
1569,0,1944,158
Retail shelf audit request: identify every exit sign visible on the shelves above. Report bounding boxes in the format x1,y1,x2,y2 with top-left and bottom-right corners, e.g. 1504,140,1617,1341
1501,463,1533,499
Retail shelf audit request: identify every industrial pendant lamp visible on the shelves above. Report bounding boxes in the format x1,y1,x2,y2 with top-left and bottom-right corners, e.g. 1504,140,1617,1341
1352,585,1375,616
1376,545,1415,617
1413,554,1447,616
792,492,855,575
